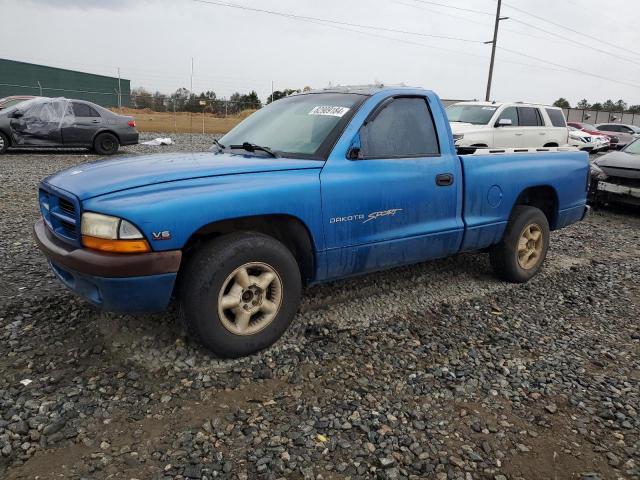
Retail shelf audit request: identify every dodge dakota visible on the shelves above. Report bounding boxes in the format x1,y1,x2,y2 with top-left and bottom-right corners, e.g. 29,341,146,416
34,86,590,358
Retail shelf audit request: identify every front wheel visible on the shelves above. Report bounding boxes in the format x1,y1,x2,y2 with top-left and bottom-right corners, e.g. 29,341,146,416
0,132,9,154
180,233,302,358
489,206,550,283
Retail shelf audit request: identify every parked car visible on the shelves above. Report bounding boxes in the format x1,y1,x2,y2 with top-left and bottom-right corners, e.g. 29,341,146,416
34,86,589,358
0,95,40,110
0,97,138,155
447,101,569,153
567,121,619,147
568,126,609,152
589,138,640,207
594,123,640,149
568,127,594,152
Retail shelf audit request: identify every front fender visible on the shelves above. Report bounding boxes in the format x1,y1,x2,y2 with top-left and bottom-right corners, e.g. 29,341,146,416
81,169,324,251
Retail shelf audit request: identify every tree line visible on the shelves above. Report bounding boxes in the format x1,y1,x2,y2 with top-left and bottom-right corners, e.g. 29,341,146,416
130,87,262,115
552,97,640,113
130,85,314,114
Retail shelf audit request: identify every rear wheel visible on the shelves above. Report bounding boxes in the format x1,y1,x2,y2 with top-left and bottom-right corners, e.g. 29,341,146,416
489,206,550,283
0,132,8,154
93,132,119,155
179,232,302,358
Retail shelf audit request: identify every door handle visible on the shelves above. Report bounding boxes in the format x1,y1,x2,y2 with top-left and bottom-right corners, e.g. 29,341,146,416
539,132,546,135
515,133,524,136
435,173,454,187
91,120,100,123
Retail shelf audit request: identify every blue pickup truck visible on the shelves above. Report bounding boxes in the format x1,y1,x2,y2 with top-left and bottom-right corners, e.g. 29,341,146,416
34,86,589,357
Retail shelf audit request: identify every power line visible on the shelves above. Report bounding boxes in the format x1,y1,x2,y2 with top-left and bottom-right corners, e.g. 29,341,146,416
498,47,640,90
508,18,640,68
503,1,640,58
404,0,494,16
257,9,640,93
392,0,586,45
193,0,640,93
193,0,483,43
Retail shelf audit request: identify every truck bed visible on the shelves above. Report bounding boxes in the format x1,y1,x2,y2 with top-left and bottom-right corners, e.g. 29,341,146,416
459,148,589,251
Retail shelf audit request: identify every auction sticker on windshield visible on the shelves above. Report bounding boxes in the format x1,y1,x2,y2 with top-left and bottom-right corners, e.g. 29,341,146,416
309,106,350,117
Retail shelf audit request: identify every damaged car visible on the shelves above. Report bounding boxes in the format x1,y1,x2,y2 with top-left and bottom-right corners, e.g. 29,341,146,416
0,97,138,155
589,138,640,207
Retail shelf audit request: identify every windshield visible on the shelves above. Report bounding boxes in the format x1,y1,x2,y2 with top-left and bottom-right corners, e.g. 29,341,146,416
624,138,640,154
0,97,41,115
220,93,363,157
446,104,497,125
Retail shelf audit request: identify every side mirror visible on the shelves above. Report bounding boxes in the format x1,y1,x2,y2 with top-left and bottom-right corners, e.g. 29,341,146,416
496,118,512,127
11,110,24,119
347,146,362,160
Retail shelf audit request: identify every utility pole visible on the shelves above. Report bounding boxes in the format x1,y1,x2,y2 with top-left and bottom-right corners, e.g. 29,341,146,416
484,0,508,101
117,67,122,109
190,57,194,141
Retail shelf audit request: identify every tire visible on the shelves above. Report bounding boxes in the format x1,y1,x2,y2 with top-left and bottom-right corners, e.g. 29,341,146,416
93,132,119,155
489,206,550,283
179,232,302,358
0,132,9,154
543,143,558,148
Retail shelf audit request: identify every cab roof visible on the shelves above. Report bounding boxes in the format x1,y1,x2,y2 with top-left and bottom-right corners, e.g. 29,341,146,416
295,84,429,96
452,100,562,109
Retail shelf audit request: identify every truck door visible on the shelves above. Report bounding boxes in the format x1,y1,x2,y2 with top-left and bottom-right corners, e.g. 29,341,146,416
319,95,464,279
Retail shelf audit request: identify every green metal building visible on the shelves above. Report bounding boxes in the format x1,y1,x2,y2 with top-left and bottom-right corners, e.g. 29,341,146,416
0,58,130,108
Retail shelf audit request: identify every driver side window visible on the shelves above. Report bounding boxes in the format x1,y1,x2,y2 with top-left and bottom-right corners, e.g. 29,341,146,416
359,97,440,158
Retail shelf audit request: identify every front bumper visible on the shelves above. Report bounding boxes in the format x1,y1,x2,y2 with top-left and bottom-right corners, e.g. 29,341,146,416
34,219,181,312
594,181,640,206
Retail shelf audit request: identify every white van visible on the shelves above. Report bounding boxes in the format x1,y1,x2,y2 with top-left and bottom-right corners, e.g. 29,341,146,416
447,101,569,153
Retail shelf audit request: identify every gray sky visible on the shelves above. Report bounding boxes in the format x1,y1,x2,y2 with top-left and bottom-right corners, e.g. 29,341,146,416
2,0,640,106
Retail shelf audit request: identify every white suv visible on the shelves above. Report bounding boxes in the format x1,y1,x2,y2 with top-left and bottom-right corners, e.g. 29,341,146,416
447,101,569,153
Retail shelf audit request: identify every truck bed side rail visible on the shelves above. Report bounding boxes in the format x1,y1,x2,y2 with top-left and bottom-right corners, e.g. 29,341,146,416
468,147,579,155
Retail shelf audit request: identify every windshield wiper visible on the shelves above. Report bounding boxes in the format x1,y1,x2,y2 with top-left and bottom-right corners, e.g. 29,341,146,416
230,141,278,158
213,138,225,151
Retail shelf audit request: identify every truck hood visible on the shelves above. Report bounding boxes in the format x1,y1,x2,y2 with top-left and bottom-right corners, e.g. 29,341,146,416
44,152,323,200
449,122,488,134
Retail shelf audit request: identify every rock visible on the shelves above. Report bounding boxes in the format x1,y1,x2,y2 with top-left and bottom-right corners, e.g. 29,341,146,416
380,457,396,468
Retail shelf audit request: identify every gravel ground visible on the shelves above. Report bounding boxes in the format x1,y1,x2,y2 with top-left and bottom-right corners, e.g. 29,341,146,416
1,135,639,480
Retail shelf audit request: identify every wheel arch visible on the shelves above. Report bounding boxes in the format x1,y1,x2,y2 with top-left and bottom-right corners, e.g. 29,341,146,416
182,214,316,284
511,185,559,230
92,129,121,146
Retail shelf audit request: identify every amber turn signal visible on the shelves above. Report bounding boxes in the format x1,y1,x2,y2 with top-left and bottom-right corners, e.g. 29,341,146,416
82,235,150,253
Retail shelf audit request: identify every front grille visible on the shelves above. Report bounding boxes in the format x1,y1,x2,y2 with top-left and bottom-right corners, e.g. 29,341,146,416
39,186,81,246
608,176,640,189
58,198,76,216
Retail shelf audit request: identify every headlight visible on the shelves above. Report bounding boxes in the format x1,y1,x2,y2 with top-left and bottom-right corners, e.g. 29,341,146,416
453,133,464,145
81,212,149,253
590,163,607,180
